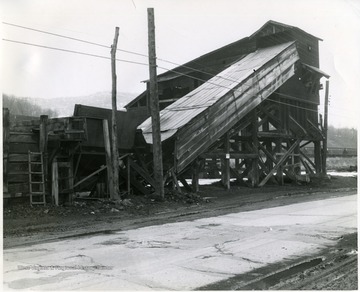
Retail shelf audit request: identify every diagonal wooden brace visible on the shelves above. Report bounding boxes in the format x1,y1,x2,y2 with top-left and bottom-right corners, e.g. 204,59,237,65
259,139,301,187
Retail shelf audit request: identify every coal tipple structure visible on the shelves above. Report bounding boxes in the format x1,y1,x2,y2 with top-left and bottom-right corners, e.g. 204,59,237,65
3,20,330,204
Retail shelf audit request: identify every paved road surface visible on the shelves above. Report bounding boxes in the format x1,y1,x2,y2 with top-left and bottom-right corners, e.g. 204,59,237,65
3,194,357,290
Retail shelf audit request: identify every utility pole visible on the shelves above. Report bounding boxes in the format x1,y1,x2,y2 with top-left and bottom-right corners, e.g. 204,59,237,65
322,80,329,175
110,26,121,200
147,8,164,199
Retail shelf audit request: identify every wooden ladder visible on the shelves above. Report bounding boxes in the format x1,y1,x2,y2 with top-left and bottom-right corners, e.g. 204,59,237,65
28,151,46,205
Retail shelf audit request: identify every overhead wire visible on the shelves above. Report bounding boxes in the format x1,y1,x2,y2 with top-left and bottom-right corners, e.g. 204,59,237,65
4,22,345,117
2,39,149,66
4,37,334,115
2,21,263,84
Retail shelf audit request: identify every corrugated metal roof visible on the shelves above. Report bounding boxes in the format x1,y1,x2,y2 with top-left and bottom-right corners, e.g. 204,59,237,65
138,42,296,144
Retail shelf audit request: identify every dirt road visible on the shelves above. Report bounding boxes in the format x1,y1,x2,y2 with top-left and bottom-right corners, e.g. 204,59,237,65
3,193,357,290
3,175,357,290
3,175,356,248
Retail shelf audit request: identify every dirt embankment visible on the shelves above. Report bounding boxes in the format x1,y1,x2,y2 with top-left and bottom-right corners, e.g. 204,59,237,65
3,175,357,249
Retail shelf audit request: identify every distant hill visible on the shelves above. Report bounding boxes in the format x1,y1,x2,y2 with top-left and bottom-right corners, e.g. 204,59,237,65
327,126,357,149
23,91,138,117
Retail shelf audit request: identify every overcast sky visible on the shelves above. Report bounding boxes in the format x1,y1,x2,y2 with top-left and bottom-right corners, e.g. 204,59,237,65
1,0,359,128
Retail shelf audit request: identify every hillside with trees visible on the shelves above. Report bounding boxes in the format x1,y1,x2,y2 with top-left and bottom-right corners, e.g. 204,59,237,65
327,125,357,149
2,94,58,118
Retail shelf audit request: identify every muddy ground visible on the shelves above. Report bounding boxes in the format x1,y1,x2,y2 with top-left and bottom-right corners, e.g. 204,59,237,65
3,174,358,290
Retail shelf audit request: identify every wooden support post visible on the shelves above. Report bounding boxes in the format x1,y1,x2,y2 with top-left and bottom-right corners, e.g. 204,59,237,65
192,159,199,193
67,156,74,204
39,115,48,193
103,119,114,198
171,170,182,193
52,159,59,206
262,120,273,172
322,80,329,174
110,26,121,200
127,155,131,195
3,108,10,194
314,141,322,174
221,132,231,189
251,110,259,187
179,177,192,192
39,115,48,154
276,139,284,185
294,143,301,175
148,8,164,199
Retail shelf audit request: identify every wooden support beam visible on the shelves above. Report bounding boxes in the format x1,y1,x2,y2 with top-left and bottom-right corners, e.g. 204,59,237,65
191,159,200,193
259,139,301,187
259,105,281,129
73,152,82,180
221,132,231,189
102,119,114,198
259,142,296,182
179,178,192,192
289,115,307,138
129,157,156,188
300,149,316,170
251,110,259,187
52,159,59,206
73,165,107,189
314,141,322,174
300,140,312,148
171,169,182,193
257,132,293,139
148,8,164,198
39,115,48,154
299,156,314,175
127,156,131,195
67,156,74,204
110,26,121,200
294,142,301,175
39,115,48,193
201,153,257,159
322,80,329,174
276,140,284,185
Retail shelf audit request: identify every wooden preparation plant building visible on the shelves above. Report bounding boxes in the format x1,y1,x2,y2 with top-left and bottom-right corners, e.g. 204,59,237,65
3,20,330,204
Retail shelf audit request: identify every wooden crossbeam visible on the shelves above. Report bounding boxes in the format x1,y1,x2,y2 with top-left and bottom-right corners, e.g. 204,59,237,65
300,149,316,170
259,139,301,187
289,115,308,137
129,158,156,188
259,105,281,129
171,169,182,193
201,153,258,159
299,156,314,175
73,165,107,189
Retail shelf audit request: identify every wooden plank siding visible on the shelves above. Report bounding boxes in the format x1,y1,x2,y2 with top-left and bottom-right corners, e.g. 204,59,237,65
174,44,299,173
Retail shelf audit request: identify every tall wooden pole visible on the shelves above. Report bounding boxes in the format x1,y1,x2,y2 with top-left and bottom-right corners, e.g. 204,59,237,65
147,8,164,199
110,27,121,200
322,80,329,174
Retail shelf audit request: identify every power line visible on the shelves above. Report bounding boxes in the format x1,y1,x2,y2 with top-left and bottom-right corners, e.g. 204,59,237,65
2,21,255,84
2,37,255,92
2,38,149,66
3,22,110,49
5,36,346,118
5,21,326,94
3,24,335,116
